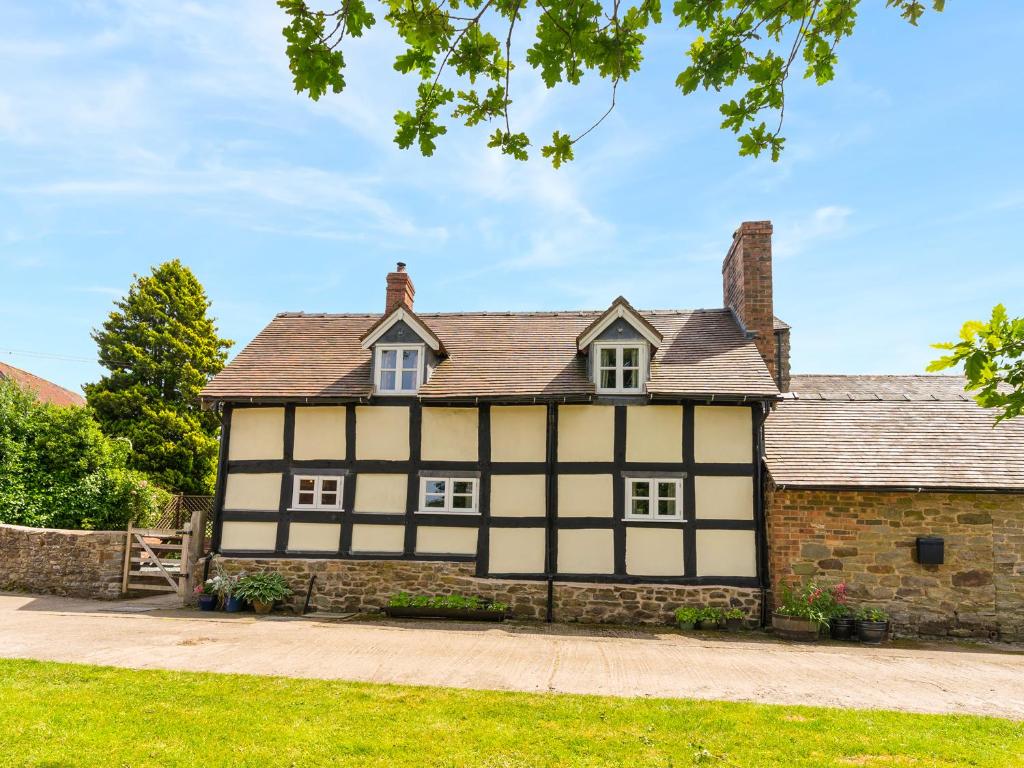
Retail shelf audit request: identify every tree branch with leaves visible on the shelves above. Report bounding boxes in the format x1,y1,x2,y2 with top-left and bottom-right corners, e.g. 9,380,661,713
279,0,944,166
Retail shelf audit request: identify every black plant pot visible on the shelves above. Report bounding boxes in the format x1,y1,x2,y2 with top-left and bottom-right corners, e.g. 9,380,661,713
857,620,889,645
697,619,722,631
830,616,856,641
724,617,743,633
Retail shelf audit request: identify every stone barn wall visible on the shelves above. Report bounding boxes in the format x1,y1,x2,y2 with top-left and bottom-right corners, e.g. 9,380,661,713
766,485,1024,641
0,523,125,599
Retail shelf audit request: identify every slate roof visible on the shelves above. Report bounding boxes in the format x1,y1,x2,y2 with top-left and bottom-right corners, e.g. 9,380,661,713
201,308,779,402
764,375,1024,491
0,362,85,407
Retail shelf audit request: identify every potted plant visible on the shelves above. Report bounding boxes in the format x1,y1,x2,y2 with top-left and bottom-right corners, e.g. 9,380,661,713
772,582,830,641
193,580,218,611
234,572,293,615
823,582,855,640
724,608,745,633
856,606,890,645
674,606,700,630
383,593,508,621
697,606,724,630
211,573,244,612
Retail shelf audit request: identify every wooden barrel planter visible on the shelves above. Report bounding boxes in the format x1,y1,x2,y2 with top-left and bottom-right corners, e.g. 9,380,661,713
772,613,820,642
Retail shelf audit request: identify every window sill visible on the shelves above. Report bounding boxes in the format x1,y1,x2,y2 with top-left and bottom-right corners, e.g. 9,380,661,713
287,507,344,513
374,390,419,396
415,510,481,516
624,517,688,523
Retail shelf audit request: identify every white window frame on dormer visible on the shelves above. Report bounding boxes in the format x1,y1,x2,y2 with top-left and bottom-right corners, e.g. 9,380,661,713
374,344,424,395
593,342,647,394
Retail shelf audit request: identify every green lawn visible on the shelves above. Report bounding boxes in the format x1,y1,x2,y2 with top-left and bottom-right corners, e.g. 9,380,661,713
1,659,1022,767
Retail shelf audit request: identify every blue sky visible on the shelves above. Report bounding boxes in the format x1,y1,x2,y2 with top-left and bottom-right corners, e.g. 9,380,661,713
2,1,1022,395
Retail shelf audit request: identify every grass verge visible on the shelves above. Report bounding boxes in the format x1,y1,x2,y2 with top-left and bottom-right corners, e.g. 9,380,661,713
1,658,1022,767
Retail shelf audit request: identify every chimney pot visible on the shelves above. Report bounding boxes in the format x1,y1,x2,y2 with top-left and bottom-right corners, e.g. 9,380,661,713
396,262,406,272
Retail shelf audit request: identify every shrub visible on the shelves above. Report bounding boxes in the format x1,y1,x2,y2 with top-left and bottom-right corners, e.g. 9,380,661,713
674,606,700,624
725,608,745,620
774,582,835,629
699,607,725,625
386,593,508,612
856,606,889,623
0,379,167,530
234,572,293,604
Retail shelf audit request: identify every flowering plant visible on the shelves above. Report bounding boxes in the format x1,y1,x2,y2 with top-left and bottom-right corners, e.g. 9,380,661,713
193,579,218,596
774,581,837,629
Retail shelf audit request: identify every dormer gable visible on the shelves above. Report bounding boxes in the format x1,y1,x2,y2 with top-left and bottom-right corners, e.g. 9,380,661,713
576,297,663,395
359,306,445,353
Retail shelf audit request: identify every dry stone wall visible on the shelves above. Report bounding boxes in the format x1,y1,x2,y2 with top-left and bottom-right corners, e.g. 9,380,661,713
766,485,1024,641
204,557,762,625
0,523,125,599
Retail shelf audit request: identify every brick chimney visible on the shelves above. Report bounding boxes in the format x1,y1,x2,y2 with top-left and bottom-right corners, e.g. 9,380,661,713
723,221,779,387
385,262,415,313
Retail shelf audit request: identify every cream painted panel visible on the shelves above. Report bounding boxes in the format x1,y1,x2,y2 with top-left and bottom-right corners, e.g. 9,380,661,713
355,406,410,461
421,407,478,461
416,526,478,555
695,475,754,520
693,406,753,463
491,406,547,463
626,527,684,576
490,474,546,517
557,529,614,574
350,524,405,553
220,521,277,551
293,407,347,460
354,474,407,514
224,473,281,511
696,529,757,577
228,408,284,460
557,474,613,517
625,405,683,463
557,405,614,462
489,528,546,574
287,522,341,552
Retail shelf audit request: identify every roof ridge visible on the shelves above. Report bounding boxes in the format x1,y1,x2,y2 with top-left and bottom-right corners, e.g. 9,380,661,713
275,307,730,319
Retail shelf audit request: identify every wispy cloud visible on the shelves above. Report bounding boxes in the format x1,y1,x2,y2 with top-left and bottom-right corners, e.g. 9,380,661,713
774,205,854,258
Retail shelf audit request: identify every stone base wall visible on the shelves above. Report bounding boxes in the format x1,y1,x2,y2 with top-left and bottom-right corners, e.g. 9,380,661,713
766,485,1024,641
203,557,762,625
0,523,125,599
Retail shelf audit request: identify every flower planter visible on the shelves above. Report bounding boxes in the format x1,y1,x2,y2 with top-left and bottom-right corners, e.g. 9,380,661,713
677,620,696,631
772,613,820,642
696,619,722,631
857,620,889,645
252,599,274,616
224,595,245,613
383,605,506,622
724,617,744,633
829,616,856,641
197,594,217,612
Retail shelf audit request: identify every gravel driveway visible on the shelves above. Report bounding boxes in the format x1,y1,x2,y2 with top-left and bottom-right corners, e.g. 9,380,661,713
2,592,1022,719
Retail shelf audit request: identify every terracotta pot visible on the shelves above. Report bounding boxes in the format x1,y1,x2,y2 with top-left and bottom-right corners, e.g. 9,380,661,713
772,613,820,642
252,599,274,615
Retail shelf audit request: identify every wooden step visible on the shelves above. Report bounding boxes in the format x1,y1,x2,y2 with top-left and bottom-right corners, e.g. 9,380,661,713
124,583,178,592
130,542,183,551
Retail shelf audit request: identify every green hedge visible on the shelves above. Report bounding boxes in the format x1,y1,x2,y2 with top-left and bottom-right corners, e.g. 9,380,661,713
0,379,169,530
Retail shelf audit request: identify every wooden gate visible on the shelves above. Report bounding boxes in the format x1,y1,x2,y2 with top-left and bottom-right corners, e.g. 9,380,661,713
121,507,207,597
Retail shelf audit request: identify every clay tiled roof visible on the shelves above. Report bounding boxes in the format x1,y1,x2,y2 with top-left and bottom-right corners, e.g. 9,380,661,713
765,374,1024,491
0,362,85,407
201,308,778,402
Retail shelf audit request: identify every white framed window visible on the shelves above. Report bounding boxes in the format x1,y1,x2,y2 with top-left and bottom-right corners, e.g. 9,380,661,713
417,477,478,514
625,478,684,521
375,344,423,394
291,475,344,511
594,343,645,393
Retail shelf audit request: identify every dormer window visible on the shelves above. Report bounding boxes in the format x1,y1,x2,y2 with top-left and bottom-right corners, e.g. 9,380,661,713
595,342,645,394
375,344,422,394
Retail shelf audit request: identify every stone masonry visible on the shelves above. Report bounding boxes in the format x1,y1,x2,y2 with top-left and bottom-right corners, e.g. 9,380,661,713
202,557,762,625
766,484,1024,641
0,523,126,599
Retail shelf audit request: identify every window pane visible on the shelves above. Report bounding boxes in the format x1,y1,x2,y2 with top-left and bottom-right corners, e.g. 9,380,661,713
622,368,637,389
424,480,446,495
298,492,315,505
600,348,616,367
321,479,338,493
451,494,473,510
299,478,315,492
401,370,417,390
380,349,397,369
402,349,419,370
622,347,639,367
657,482,676,499
658,499,676,517
452,480,474,495
632,498,650,516
600,368,617,389
424,494,445,508
320,492,337,507
380,370,396,390
631,480,649,498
